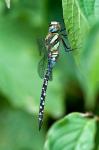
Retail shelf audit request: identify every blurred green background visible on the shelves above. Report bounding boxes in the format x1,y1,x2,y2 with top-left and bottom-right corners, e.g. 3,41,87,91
0,0,99,150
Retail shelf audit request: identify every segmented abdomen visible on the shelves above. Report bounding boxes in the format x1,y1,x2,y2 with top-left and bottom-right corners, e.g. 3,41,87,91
38,67,51,130
38,33,60,130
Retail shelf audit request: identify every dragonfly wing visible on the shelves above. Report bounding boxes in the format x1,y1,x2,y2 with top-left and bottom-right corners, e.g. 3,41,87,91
37,38,48,56
49,69,53,81
38,57,53,81
37,37,49,79
38,55,48,79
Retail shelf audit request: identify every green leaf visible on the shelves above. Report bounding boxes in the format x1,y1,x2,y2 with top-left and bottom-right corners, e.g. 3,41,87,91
80,22,99,108
62,0,99,109
62,0,88,51
0,17,37,111
0,99,45,150
44,113,96,150
77,0,99,22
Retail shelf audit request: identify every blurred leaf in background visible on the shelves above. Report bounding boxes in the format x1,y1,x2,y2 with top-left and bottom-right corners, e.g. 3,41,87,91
0,98,45,150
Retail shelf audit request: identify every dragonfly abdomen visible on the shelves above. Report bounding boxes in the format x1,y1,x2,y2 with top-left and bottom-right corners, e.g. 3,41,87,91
39,34,60,131
38,67,51,130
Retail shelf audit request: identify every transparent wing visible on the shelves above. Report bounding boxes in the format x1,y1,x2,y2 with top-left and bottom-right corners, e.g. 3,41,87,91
38,56,53,81
37,38,53,81
38,55,47,79
37,37,48,79
37,38,47,56
49,69,53,81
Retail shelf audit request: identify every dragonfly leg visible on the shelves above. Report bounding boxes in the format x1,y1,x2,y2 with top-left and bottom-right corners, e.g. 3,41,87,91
60,28,68,37
62,38,72,52
61,34,68,37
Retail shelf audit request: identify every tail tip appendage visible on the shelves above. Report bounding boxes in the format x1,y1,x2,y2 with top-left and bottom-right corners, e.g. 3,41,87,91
38,119,43,131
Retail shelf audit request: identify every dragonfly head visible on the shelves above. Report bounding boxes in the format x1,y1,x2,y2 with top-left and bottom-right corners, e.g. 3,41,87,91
49,21,61,33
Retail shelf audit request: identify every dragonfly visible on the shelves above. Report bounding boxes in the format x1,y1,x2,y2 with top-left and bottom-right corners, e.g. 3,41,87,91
38,21,73,130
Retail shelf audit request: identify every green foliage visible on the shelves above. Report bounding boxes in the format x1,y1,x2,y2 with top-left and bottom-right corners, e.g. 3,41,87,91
62,0,87,50
0,0,99,150
62,0,99,108
0,100,45,150
45,113,96,150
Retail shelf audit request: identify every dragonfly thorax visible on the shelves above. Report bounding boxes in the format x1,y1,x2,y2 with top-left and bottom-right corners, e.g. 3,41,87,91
45,33,60,50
